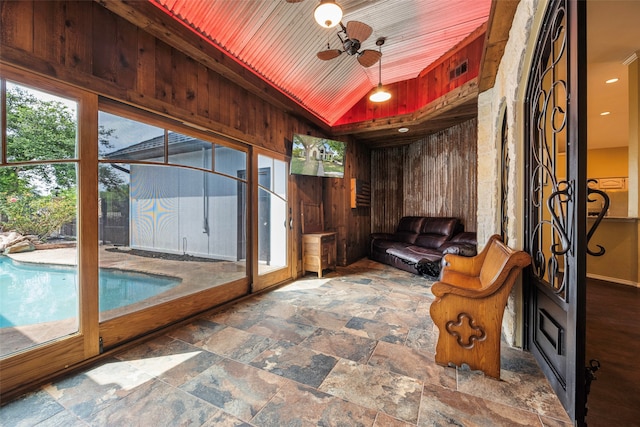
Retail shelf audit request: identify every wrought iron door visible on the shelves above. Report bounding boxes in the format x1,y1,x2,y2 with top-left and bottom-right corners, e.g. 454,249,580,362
524,0,587,424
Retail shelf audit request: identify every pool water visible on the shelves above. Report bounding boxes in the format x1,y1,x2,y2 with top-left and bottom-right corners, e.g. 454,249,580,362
0,256,180,328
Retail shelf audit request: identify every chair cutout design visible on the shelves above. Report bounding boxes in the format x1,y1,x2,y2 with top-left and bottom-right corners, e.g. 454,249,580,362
429,234,531,379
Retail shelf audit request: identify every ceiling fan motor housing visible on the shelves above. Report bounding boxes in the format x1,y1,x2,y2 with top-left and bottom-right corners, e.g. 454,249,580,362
343,38,361,55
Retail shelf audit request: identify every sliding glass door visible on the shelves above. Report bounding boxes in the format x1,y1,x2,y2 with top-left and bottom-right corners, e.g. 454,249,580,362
0,66,294,397
96,106,251,348
252,150,292,291
0,67,100,394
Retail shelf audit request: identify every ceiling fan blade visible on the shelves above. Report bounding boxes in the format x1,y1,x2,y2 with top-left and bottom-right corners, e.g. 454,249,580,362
357,49,381,68
317,49,342,61
346,21,373,44
285,0,305,3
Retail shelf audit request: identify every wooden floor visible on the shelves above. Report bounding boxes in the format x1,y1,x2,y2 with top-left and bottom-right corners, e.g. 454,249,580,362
586,278,640,426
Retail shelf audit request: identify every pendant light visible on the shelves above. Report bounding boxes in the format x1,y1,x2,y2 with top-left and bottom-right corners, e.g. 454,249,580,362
369,38,391,103
314,1,343,28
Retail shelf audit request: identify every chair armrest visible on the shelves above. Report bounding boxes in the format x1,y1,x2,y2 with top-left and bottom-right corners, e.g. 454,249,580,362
441,253,484,276
432,272,482,297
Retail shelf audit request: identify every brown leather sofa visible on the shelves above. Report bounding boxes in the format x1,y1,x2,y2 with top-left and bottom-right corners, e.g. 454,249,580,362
370,216,477,275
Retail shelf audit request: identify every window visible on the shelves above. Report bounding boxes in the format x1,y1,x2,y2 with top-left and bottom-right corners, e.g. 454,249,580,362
1,81,79,357
97,110,248,321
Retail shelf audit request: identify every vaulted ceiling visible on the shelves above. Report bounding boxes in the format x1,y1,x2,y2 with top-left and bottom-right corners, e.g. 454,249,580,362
101,1,639,151
150,0,492,127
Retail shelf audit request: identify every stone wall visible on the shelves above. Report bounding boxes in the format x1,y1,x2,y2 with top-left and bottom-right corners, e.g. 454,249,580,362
476,0,542,346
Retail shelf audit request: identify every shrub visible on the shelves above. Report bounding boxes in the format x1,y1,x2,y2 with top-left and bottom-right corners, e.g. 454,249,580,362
0,188,77,240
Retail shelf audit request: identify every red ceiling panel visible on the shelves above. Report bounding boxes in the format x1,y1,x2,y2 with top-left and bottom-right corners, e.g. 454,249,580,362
151,0,491,125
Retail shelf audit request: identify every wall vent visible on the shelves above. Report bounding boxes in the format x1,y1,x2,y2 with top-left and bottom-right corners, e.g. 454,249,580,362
449,60,468,81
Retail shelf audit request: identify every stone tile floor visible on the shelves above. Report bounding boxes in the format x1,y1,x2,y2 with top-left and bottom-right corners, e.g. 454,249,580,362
0,259,571,426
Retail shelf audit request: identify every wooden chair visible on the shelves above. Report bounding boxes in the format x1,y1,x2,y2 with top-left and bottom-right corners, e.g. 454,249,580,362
429,234,531,379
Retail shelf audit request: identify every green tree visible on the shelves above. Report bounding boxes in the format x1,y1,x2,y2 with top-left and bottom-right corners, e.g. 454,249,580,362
2,86,122,194
4,87,77,192
0,85,121,238
2,189,77,239
324,139,346,163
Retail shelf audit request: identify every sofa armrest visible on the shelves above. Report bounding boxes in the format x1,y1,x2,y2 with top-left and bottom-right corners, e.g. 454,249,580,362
450,231,477,245
439,242,477,256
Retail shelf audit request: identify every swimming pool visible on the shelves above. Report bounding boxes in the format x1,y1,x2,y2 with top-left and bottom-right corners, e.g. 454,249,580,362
0,256,181,328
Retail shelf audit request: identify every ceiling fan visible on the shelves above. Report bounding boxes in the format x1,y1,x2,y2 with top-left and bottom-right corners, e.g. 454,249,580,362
317,21,382,68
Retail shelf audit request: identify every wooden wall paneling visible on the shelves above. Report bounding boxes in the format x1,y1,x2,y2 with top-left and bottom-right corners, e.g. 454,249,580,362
229,86,242,132
418,73,428,108
403,79,413,112
371,146,404,234
208,68,221,123
247,96,257,137
344,139,371,264
402,120,478,230
136,30,156,98
269,107,279,150
91,4,118,83
64,2,93,74
334,31,484,127
196,63,209,119
218,79,231,127
115,16,138,90
32,1,60,64
426,64,442,102
171,50,195,112
403,141,430,214
0,1,33,52
463,38,483,87
154,40,172,103
371,119,477,235
323,177,346,265
294,175,324,275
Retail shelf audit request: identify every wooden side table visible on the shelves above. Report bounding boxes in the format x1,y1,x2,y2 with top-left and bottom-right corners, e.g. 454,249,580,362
302,232,336,277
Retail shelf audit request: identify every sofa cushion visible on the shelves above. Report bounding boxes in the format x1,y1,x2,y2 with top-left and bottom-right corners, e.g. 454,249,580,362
398,216,428,233
412,217,460,249
420,217,460,236
414,233,449,250
372,240,408,254
387,245,443,263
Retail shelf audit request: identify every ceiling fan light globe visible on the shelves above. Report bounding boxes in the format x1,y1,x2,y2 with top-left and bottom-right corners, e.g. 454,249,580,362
370,84,391,102
314,1,342,28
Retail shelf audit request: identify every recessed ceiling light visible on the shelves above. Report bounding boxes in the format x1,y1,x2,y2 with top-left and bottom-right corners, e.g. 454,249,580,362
600,111,611,116
398,127,409,133
605,78,619,84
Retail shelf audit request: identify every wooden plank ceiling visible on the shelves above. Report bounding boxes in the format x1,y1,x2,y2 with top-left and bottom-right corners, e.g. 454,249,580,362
149,0,491,145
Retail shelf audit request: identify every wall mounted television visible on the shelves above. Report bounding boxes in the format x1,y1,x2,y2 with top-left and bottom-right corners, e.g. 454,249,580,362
290,134,346,178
